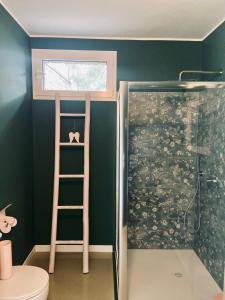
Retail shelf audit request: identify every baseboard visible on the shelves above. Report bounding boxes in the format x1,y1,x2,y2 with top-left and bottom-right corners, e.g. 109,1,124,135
23,246,36,265
22,245,113,265
23,245,113,265
35,244,113,253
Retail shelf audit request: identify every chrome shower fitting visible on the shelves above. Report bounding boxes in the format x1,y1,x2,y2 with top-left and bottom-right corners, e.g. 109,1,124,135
198,172,218,183
207,178,218,183
198,171,206,176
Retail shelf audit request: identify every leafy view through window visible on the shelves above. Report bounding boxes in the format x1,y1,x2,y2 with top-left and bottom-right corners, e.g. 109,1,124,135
43,60,107,91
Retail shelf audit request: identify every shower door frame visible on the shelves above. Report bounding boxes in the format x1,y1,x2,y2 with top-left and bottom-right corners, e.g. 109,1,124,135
116,80,225,300
117,81,129,300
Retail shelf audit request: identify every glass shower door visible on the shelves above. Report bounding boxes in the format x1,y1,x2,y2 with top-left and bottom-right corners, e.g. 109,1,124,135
117,81,225,300
117,81,129,300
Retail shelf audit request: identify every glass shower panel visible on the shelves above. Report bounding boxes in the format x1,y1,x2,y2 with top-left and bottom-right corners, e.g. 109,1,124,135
195,87,225,289
128,91,201,249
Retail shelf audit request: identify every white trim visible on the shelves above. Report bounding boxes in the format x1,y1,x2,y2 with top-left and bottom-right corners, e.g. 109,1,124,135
202,16,225,40
23,246,36,265
35,245,113,253
32,49,117,101
30,34,203,41
0,1,30,36
34,97,117,101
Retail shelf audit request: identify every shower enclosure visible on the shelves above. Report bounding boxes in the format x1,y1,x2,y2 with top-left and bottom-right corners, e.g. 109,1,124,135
117,81,225,300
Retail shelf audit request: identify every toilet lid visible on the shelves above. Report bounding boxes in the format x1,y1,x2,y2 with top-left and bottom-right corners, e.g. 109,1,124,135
0,266,49,300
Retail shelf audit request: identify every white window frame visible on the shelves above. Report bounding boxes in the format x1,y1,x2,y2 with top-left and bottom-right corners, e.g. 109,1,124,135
32,49,117,101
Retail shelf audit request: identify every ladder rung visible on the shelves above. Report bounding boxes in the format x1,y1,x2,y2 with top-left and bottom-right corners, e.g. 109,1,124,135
59,174,84,178
55,240,83,245
57,205,84,210
60,143,85,147
60,113,86,117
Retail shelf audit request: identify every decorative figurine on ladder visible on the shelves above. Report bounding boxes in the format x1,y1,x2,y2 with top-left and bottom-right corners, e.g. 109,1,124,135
69,119,80,143
69,131,80,143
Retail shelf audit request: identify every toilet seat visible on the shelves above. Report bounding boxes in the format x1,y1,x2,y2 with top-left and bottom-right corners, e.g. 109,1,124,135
0,266,49,300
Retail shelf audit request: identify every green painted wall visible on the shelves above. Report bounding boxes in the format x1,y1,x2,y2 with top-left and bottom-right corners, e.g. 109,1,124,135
31,38,202,246
0,5,33,263
31,38,202,83
32,100,116,245
203,21,225,81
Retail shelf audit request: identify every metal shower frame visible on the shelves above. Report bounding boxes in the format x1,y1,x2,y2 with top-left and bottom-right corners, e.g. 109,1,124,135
116,80,225,300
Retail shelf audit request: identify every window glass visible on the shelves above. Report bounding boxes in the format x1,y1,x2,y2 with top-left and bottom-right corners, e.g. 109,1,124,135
43,60,107,92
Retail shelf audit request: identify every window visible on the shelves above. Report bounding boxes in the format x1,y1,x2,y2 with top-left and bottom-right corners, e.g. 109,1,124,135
32,49,117,100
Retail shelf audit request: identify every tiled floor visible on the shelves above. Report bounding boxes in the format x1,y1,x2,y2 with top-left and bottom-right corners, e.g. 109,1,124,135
29,252,115,300
128,250,222,300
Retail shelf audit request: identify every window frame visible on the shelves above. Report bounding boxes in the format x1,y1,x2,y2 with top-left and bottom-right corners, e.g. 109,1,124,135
32,49,117,101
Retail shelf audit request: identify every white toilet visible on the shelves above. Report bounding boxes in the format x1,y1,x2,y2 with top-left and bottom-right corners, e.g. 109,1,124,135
0,266,49,300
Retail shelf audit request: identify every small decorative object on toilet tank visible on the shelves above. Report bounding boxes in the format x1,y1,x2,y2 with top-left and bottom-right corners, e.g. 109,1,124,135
0,204,17,236
0,204,17,280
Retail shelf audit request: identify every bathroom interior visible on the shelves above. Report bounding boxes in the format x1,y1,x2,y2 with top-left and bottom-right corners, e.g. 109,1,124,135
0,1,225,300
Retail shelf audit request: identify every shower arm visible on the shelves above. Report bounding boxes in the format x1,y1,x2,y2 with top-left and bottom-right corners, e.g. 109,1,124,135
178,70,223,81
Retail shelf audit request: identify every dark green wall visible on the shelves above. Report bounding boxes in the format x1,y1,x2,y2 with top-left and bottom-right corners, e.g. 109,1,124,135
32,100,116,245
203,21,225,80
0,5,33,263
31,38,202,83
31,38,202,246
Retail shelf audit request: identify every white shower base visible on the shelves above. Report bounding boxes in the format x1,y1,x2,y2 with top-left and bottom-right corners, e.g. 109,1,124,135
128,250,221,300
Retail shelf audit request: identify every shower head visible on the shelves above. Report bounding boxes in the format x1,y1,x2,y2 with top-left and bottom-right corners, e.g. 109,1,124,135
178,70,223,81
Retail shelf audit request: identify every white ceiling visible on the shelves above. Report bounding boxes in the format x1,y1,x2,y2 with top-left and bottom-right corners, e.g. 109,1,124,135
1,0,225,40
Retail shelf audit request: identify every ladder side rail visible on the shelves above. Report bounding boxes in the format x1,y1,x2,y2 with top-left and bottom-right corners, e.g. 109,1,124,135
49,94,61,273
83,94,91,274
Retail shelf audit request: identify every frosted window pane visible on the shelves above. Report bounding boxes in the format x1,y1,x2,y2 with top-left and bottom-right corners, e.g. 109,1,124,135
43,60,107,91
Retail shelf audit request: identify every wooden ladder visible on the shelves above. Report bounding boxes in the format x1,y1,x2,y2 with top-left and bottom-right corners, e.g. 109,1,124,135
49,94,90,274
